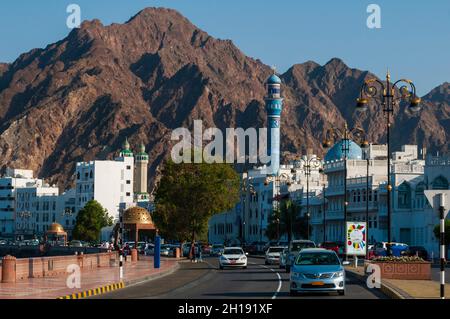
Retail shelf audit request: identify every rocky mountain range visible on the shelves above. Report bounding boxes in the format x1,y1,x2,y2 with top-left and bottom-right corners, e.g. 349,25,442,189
0,7,448,192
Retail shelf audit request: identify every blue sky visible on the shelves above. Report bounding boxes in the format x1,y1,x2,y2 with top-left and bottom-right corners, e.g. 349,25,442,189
1,0,449,95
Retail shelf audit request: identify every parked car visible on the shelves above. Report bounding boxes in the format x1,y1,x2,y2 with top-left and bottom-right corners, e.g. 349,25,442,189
144,243,155,256
290,248,350,296
219,247,248,269
69,240,83,247
265,246,285,265
202,244,212,255
277,241,289,247
160,244,172,256
211,244,225,256
373,242,408,257
406,246,428,260
285,240,316,273
320,242,340,255
243,242,257,254
280,247,289,269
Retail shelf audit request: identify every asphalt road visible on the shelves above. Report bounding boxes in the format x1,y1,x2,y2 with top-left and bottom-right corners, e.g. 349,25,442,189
97,257,386,299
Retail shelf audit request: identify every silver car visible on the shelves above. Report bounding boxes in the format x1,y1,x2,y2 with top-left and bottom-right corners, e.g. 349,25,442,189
290,248,350,296
285,240,316,273
265,246,285,265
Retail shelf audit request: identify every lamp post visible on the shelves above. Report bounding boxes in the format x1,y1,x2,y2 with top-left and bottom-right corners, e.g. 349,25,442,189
322,184,326,242
296,156,322,241
241,175,255,246
356,71,421,242
366,156,370,259
323,125,368,252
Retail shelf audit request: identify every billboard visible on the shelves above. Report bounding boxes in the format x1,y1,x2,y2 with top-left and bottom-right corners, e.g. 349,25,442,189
346,222,367,256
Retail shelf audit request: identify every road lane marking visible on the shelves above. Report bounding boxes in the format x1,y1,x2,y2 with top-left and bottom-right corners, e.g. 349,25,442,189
249,261,283,299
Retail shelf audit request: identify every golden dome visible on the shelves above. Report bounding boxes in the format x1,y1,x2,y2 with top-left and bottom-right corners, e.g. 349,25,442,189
123,206,153,225
47,223,66,233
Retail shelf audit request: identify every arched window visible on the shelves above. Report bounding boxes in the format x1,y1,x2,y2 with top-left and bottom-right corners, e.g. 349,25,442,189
415,182,425,209
432,176,449,190
77,172,80,180
398,182,411,209
89,170,93,178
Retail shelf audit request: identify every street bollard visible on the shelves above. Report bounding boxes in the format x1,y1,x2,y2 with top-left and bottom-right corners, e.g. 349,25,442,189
154,236,161,269
1,255,16,283
131,249,138,262
119,252,123,280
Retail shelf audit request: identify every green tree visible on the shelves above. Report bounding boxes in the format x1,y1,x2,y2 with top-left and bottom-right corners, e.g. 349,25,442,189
434,220,450,258
265,200,308,241
72,200,113,242
153,159,240,246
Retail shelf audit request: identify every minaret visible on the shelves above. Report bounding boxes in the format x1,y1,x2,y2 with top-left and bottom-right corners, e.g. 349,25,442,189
265,73,284,175
134,143,149,201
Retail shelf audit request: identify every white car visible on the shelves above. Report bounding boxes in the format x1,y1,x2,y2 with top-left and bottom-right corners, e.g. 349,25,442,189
219,247,248,269
265,246,285,265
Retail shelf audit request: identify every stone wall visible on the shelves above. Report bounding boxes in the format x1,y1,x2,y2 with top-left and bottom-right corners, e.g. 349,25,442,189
7,252,118,281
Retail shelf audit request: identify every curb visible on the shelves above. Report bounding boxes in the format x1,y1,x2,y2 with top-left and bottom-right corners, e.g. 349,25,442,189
345,267,412,299
57,260,180,299
57,282,125,299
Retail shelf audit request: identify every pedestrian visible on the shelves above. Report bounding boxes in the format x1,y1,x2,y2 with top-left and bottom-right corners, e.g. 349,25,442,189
198,248,203,263
191,245,196,263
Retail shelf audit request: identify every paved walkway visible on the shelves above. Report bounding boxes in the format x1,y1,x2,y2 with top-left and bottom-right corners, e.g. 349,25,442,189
0,256,178,299
346,265,450,299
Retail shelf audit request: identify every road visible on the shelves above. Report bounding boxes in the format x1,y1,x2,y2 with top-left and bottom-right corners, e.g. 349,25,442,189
96,257,386,299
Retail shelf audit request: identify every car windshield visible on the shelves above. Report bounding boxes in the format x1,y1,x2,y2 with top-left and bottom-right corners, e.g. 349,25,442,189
223,249,243,255
291,242,315,251
295,252,340,265
268,247,284,253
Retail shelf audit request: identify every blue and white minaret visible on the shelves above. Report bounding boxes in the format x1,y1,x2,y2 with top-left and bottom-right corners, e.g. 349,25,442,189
265,73,283,175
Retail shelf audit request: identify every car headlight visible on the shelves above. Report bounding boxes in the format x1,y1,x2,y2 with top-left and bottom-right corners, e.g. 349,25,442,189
240,256,246,261
291,272,303,279
332,271,344,278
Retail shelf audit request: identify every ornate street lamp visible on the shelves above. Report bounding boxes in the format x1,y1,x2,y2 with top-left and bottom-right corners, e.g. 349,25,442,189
323,124,368,249
356,71,421,242
296,156,322,241
241,175,256,246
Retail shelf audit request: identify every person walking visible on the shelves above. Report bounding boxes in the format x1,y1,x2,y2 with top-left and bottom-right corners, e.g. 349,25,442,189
198,247,203,263
190,244,196,263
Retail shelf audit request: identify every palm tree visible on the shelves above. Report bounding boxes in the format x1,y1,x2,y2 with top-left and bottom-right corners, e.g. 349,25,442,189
266,200,303,242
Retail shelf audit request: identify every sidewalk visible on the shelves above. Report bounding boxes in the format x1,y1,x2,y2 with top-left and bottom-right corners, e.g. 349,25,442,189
0,256,179,299
345,265,450,299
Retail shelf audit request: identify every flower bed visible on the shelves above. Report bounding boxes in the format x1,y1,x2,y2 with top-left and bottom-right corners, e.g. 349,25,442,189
365,257,431,280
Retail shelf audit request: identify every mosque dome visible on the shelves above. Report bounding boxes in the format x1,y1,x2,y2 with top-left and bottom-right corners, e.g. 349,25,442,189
267,74,282,84
123,206,153,225
324,139,363,162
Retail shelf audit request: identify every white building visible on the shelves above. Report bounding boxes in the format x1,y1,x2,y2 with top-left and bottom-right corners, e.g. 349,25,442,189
15,180,59,239
208,153,324,245
0,169,40,237
75,139,135,239
391,153,449,257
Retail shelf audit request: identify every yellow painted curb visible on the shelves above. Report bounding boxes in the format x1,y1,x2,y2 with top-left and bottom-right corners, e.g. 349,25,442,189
56,282,125,299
